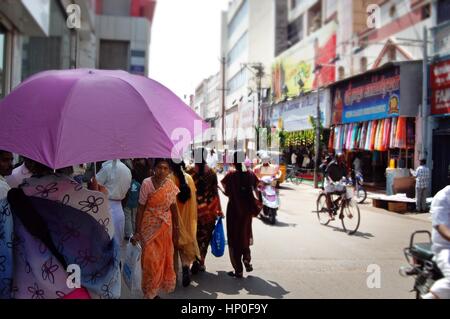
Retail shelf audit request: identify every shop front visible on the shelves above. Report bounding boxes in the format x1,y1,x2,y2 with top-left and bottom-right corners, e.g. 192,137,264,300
263,89,331,170
329,62,422,193
431,58,450,194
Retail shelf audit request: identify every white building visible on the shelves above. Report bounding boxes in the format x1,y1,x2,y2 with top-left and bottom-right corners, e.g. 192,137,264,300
220,0,275,154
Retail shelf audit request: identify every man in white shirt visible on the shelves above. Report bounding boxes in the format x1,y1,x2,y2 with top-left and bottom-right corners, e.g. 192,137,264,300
6,158,33,188
353,154,362,174
423,185,450,299
291,151,297,166
0,150,13,200
96,160,132,243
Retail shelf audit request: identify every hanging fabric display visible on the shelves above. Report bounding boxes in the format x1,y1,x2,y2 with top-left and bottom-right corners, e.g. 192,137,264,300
328,127,334,150
370,120,378,151
381,118,391,151
396,117,407,149
406,118,414,149
390,117,397,149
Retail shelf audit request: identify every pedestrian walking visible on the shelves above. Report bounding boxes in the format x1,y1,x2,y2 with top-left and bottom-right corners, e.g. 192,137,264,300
186,148,223,274
96,159,132,244
170,160,200,287
124,170,141,240
411,159,431,213
0,150,13,200
133,158,180,299
221,151,260,278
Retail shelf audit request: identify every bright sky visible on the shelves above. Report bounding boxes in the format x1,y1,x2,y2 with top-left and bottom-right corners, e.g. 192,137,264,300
149,0,229,101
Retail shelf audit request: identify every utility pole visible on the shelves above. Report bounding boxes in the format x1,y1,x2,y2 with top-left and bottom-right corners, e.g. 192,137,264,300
252,63,264,151
421,27,429,162
219,57,227,148
313,86,321,188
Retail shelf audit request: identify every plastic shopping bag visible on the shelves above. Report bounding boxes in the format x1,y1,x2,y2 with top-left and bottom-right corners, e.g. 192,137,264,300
210,217,225,257
122,241,142,293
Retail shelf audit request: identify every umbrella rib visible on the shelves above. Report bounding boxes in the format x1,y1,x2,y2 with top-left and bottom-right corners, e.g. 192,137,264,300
53,78,82,169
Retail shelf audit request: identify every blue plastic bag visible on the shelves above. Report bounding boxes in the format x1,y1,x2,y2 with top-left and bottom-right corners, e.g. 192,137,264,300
210,217,225,257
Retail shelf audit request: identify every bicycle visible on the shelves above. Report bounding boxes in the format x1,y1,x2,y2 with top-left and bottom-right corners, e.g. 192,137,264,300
349,170,367,204
315,182,361,235
285,165,302,185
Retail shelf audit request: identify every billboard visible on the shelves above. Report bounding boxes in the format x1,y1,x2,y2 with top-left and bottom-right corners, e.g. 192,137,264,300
272,21,336,103
332,66,401,124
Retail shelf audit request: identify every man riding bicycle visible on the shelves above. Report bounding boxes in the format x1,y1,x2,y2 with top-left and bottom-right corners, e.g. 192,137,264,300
320,155,347,221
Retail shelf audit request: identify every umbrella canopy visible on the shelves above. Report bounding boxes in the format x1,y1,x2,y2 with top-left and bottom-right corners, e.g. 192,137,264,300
0,69,207,169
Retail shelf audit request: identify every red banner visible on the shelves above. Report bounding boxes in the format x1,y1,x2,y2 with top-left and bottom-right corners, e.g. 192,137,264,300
431,59,450,115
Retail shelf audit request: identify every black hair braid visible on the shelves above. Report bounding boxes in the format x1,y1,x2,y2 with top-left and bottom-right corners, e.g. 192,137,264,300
171,161,191,203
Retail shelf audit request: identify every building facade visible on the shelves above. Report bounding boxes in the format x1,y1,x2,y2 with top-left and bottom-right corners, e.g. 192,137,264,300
220,0,275,155
95,0,156,76
430,0,450,194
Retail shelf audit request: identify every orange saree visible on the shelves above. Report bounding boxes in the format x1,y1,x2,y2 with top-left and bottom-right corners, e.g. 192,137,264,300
139,178,179,299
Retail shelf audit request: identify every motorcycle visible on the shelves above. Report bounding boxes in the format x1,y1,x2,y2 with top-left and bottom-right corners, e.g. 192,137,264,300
399,230,443,299
258,175,280,225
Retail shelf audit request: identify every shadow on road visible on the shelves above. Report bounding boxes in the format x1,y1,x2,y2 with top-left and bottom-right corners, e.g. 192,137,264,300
175,270,290,299
257,216,297,227
324,224,375,239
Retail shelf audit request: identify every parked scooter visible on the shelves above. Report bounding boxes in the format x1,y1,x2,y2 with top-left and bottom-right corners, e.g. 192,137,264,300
258,175,280,225
399,230,443,299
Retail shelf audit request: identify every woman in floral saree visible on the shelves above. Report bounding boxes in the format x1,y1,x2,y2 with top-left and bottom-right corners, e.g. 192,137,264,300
133,159,180,299
186,148,223,274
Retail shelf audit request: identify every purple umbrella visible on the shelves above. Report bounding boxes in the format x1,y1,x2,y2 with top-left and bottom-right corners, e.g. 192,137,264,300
0,69,207,169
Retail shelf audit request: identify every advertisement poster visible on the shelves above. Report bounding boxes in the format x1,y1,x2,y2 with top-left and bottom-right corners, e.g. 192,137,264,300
271,21,336,103
332,66,400,124
431,59,450,115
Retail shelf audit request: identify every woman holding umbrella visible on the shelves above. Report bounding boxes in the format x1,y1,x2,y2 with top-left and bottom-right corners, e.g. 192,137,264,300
133,158,180,299
0,159,121,299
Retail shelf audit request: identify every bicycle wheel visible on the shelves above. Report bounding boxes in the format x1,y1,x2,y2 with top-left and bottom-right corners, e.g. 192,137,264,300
355,187,367,204
341,199,360,235
316,193,331,225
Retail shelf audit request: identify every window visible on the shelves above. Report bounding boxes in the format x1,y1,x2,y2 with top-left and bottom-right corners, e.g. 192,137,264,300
227,68,247,95
228,0,249,39
388,46,396,61
389,5,397,18
338,66,345,80
291,0,301,10
227,32,248,66
422,3,431,20
308,2,322,34
99,40,130,70
287,14,303,47
360,57,368,72
437,0,450,24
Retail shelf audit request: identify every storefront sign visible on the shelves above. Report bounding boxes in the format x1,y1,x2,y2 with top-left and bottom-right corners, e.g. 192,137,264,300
431,59,450,115
332,67,400,124
432,21,450,58
266,89,330,132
